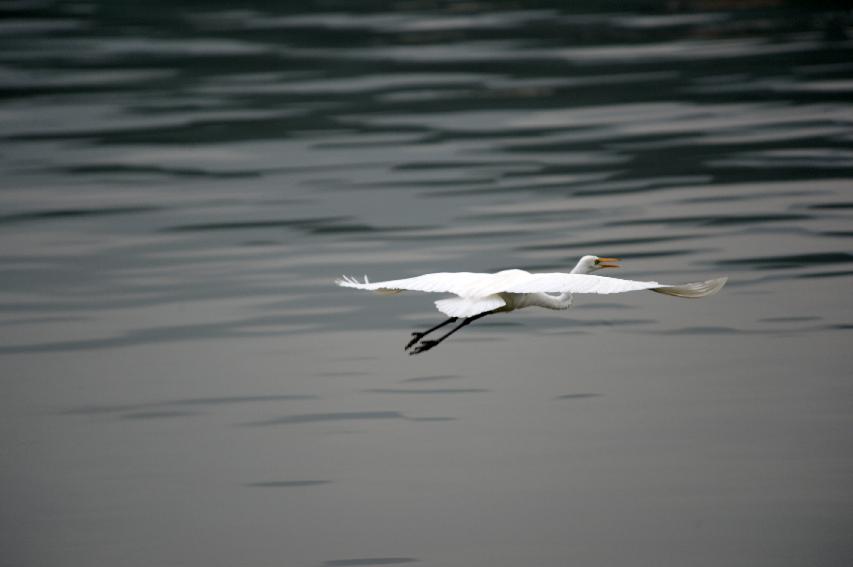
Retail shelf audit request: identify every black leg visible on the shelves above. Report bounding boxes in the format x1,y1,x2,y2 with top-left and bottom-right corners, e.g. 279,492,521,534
405,317,457,350
409,311,494,355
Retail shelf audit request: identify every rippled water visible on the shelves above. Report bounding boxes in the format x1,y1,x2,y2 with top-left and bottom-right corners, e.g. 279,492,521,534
2,2,852,566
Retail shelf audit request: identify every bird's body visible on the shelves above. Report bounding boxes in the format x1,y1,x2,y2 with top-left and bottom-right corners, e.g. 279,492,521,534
336,256,727,354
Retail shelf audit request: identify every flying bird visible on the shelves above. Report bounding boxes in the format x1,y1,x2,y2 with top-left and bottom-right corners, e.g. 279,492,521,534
336,255,727,355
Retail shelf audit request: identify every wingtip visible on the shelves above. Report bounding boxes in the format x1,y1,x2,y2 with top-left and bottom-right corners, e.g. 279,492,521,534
336,274,374,289
652,276,728,299
704,277,728,295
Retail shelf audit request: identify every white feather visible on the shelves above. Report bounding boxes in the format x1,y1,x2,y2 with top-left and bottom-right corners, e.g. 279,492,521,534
435,295,506,317
337,270,662,297
336,260,727,317
651,277,728,298
338,256,727,355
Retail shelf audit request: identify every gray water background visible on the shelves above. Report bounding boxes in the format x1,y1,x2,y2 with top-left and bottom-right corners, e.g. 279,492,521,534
1,2,852,566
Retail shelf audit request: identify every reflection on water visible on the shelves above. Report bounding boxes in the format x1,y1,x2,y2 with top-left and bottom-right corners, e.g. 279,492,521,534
2,1,852,566
554,393,602,400
62,394,319,417
246,481,332,488
399,374,460,382
363,388,490,394
323,559,419,567
242,411,454,427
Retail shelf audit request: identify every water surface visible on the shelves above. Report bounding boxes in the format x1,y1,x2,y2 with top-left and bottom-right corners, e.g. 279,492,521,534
1,2,852,566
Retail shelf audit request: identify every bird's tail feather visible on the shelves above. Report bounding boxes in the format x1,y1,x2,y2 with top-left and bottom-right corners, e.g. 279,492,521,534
652,277,727,299
435,296,505,317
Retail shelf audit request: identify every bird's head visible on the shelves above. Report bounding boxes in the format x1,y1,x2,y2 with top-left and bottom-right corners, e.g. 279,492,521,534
573,255,622,274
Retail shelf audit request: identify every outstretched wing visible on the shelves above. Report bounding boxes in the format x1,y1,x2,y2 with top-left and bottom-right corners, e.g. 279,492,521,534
501,273,661,294
336,272,496,297
503,273,727,298
337,272,727,299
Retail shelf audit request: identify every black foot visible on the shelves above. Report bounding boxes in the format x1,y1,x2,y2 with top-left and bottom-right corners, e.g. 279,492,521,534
409,340,439,355
405,332,425,351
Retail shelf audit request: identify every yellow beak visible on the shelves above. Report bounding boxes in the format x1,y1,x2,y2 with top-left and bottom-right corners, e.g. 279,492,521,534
596,257,622,269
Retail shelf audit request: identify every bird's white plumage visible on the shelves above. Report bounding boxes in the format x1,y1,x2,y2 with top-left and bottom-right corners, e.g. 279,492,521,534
434,295,506,317
337,256,727,353
338,272,501,297
501,272,664,294
336,257,727,319
337,269,666,297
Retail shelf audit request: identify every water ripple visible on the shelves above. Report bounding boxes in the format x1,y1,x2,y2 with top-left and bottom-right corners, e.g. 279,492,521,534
2,3,853,566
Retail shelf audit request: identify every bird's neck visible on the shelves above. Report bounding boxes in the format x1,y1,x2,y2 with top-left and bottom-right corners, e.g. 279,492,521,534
527,292,573,310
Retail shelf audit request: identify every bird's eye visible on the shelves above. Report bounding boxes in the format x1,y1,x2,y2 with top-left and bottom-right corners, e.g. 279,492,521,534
593,259,600,264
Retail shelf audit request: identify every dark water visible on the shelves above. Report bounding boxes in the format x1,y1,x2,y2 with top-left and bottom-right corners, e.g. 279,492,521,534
2,2,852,566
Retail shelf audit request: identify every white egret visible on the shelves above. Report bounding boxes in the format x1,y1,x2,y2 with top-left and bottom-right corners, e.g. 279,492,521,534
336,255,727,355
